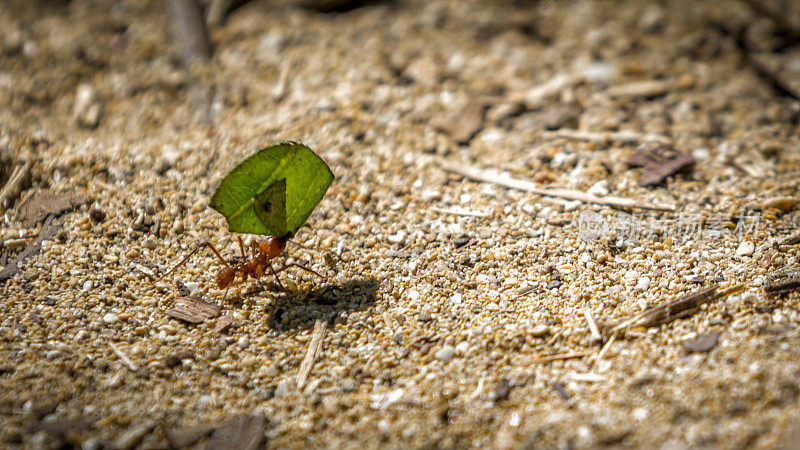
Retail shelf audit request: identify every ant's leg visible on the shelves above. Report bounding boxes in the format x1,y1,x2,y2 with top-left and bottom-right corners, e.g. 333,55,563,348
288,239,346,265
156,241,229,282
221,286,230,303
272,262,327,279
268,262,286,290
237,235,248,260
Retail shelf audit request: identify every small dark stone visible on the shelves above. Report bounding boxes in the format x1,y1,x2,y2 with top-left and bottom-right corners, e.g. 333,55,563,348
452,235,472,248
489,378,512,402
89,209,106,222
683,331,720,353
547,280,562,289
418,312,433,322
43,297,57,306
164,351,194,367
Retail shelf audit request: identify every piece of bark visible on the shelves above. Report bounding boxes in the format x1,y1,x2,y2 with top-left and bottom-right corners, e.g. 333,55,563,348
213,313,234,333
439,104,484,144
638,152,695,187
200,414,266,450
164,297,221,323
765,267,800,295
16,190,89,228
0,215,63,283
0,161,32,211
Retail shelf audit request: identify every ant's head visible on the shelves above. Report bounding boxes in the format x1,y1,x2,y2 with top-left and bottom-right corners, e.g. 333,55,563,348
216,266,236,289
259,236,288,259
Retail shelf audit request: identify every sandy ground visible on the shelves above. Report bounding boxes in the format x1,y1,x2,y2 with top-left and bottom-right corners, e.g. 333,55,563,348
1,0,800,448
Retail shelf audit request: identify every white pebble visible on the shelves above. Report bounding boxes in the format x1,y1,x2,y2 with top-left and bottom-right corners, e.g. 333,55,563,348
632,407,649,421
387,230,406,244
587,180,609,197
434,345,455,363
184,281,201,297
635,276,651,292
81,280,93,292
563,200,582,212
531,324,550,337
455,341,470,355
736,240,754,256
102,313,119,324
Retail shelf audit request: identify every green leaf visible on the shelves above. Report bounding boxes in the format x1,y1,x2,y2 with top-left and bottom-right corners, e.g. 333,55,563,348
209,142,334,237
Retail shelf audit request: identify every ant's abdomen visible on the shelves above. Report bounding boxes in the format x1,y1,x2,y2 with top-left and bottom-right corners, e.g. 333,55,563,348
216,266,236,289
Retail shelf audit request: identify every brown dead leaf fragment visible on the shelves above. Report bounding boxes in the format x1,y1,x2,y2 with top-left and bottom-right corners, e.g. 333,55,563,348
164,297,221,323
0,215,64,283
16,190,90,228
627,150,695,187
683,331,720,353
439,103,485,144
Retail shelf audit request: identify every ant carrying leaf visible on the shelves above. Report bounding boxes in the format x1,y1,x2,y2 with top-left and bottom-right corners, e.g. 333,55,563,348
156,141,334,298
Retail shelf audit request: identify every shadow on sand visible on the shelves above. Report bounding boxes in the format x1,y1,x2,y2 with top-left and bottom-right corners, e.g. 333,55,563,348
230,277,379,332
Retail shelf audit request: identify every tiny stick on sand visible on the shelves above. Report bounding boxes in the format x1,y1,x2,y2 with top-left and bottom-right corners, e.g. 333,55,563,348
543,129,673,145
296,319,328,390
110,342,138,372
442,161,676,212
520,351,593,366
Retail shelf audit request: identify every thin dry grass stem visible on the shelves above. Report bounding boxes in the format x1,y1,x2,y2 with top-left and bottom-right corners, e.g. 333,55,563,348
442,161,676,212
584,309,602,342
520,351,593,366
110,342,138,371
431,206,492,218
543,129,673,145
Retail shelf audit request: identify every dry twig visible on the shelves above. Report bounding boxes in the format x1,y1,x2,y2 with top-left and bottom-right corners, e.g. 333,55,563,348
442,161,676,212
520,351,593,366
110,342,138,371
431,206,491,218
584,309,602,342
612,282,746,332
765,267,800,295
543,129,673,145
0,161,32,211
296,319,328,390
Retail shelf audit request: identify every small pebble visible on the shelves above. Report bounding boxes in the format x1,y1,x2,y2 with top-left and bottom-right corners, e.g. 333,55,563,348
434,345,455,363
736,241,754,256
184,282,201,297
418,312,433,322
387,230,406,244
126,249,140,259
587,180,609,197
531,324,550,337
103,313,119,324
635,276,650,292
763,197,797,213
563,200,582,212
455,341,469,355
